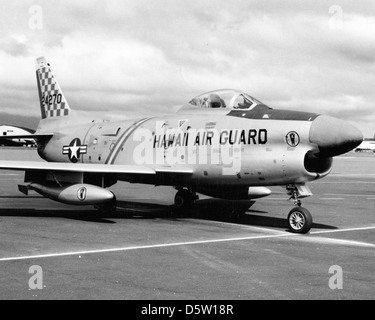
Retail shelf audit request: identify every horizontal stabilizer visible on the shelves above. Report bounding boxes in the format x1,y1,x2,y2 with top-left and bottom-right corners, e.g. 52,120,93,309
0,133,54,140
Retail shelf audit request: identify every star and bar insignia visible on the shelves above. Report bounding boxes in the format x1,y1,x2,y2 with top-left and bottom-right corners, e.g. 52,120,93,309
62,138,87,163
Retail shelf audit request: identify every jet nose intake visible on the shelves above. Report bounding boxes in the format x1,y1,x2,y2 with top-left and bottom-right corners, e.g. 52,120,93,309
309,115,363,157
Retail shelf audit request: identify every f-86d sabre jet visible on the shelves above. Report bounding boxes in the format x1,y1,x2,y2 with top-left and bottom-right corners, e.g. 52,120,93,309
0,57,363,233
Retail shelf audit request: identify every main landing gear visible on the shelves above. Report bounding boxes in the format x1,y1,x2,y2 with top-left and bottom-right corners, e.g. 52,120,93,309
174,188,198,214
286,184,313,234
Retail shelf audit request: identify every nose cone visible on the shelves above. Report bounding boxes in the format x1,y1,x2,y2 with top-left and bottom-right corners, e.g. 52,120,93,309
309,115,363,157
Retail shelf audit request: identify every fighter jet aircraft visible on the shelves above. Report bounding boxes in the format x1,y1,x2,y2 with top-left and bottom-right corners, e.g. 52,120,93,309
0,57,363,233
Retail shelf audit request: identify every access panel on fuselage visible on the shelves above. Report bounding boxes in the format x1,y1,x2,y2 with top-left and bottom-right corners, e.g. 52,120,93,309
82,123,123,164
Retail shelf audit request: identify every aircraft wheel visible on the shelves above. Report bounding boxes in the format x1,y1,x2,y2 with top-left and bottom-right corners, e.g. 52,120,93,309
174,189,194,213
287,207,313,234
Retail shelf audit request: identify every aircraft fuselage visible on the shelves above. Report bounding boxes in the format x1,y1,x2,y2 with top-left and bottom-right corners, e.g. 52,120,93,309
37,109,332,190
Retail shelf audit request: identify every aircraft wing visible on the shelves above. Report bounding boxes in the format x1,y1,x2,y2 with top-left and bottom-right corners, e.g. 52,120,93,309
0,160,194,175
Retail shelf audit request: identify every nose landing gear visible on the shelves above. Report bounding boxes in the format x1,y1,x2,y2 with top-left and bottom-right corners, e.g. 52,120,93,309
287,206,313,234
286,184,313,234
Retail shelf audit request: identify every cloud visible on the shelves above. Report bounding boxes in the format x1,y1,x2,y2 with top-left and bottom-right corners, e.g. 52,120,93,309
0,37,29,56
0,0,375,136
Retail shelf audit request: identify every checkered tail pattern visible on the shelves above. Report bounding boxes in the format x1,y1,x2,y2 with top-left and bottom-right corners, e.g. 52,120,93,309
35,57,70,119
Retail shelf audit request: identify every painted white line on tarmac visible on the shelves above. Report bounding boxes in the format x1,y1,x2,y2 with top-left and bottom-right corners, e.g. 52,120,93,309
287,236,375,248
0,234,298,262
325,193,375,197
204,220,286,234
331,174,375,176
311,225,375,235
0,225,374,262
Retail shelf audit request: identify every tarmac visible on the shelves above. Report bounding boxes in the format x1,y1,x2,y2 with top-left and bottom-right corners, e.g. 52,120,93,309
0,148,374,300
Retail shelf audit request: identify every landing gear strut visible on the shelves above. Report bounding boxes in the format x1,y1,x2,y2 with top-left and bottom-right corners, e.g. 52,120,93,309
174,188,198,214
286,184,313,234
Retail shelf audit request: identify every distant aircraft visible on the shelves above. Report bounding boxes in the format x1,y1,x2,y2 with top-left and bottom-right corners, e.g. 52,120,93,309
0,125,36,147
354,139,375,152
0,57,363,233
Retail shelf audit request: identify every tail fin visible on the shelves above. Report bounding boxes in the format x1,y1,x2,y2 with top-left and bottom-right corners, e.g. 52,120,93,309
35,57,70,119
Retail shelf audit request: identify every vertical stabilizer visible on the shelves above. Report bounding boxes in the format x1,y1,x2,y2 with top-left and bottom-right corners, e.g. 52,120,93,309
35,57,70,119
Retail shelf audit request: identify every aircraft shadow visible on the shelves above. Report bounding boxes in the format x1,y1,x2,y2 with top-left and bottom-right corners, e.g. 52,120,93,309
116,198,337,231
0,198,337,230
0,208,116,224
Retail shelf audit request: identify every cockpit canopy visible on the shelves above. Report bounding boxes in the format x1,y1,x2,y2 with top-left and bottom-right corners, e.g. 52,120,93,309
188,89,271,110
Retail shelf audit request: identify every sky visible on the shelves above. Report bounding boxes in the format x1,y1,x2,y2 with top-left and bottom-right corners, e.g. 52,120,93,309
1,0,375,136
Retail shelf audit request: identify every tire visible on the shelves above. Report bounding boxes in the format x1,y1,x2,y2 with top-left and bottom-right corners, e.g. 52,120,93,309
174,189,194,212
287,207,313,234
